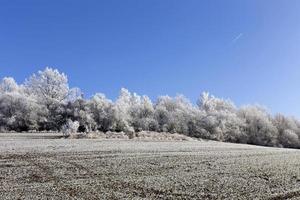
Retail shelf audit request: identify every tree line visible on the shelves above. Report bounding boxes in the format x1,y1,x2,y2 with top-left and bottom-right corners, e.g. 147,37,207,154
0,67,299,148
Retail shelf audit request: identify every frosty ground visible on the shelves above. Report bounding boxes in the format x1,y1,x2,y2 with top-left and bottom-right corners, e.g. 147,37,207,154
0,133,299,200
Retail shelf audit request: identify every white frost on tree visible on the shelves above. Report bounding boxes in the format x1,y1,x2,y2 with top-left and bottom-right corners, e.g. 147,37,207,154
0,77,20,93
0,77,41,131
130,95,156,131
67,87,83,103
279,129,299,148
196,92,245,142
89,93,115,132
0,67,299,149
238,105,278,146
114,88,134,133
273,114,300,147
24,67,70,130
154,95,198,134
25,67,69,105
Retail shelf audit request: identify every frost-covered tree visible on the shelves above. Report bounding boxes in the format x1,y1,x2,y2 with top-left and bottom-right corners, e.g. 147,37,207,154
279,129,299,148
113,89,158,133
114,88,134,132
154,97,171,132
25,67,69,105
130,95,157,131
88,93,115,132
0,77,41,131
273,114,298,133
154,95,197,134
24,67,70,130
273,114,300,148
172,95,198,135
196,92,246,142
238,106,278,146
0,93,37,131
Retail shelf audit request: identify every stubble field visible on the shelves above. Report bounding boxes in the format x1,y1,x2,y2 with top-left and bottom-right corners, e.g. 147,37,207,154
0,133,299,199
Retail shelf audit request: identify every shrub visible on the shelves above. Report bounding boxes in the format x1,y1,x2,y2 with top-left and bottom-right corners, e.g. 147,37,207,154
61,119,79,136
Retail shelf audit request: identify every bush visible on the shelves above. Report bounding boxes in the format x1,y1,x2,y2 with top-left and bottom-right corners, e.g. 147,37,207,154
61,119,79,136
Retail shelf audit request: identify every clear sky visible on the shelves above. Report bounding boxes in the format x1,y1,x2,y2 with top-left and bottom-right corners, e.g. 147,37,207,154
1,0,300,117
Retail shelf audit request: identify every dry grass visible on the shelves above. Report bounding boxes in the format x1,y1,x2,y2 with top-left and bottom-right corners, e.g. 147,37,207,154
84,131,194,141
0,132,299,199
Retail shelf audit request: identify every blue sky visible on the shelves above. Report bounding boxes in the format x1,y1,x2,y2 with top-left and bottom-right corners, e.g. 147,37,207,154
1,0,300,117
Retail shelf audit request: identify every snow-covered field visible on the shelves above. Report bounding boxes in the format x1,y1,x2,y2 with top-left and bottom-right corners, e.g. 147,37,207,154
0,133,299,199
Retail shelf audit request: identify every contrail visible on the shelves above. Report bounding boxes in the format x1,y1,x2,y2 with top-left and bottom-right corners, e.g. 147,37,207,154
231,33,243,43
